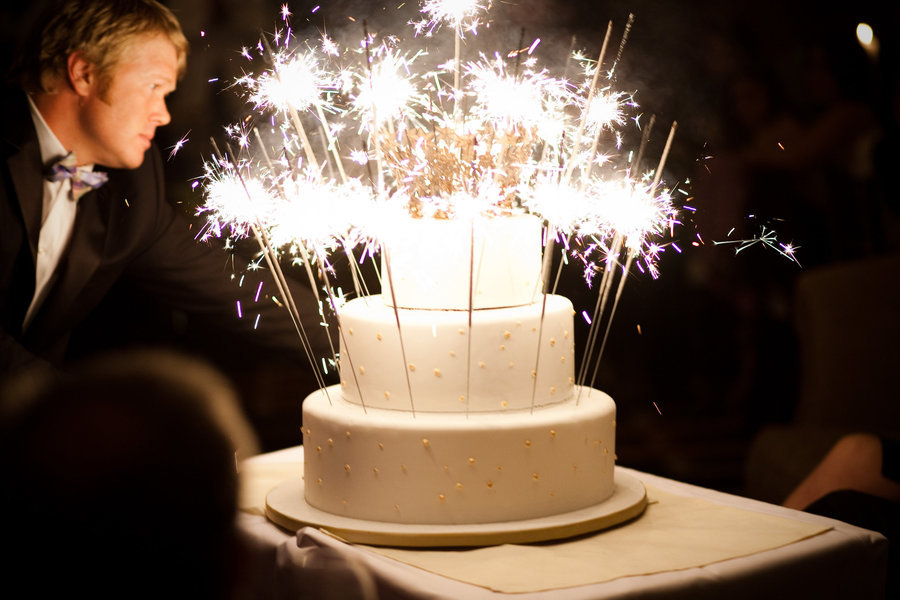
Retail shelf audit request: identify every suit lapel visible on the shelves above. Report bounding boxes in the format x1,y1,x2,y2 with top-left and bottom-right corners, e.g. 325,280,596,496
5,110,44,258
28,183,112,345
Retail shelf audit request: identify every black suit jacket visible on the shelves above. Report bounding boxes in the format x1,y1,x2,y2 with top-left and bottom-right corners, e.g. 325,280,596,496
0,89,333,379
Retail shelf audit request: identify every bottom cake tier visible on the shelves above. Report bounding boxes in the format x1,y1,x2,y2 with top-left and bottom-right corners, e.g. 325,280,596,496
301,385,616,525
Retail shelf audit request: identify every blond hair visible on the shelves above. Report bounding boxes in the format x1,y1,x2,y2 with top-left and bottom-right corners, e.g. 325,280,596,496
15,0,189,94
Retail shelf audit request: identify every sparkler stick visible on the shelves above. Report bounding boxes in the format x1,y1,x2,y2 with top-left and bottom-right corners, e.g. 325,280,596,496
362,21,386,194
454,31,462,118
292,242,338,361
311,249,368,412
579,122,677,398
513,27,525,80
210,139,331,401
586,249,635,393
465,220,475,417
562,20,612,186
259,34,321,174
651,121,677,192
249,221,331,403
381,245,417,416
314,102,349,184
607,13,635,80
251,126,361,300
576,234,623,398
631,113,655,176
341,239,367,298
531,231,569,412
563,35,577,80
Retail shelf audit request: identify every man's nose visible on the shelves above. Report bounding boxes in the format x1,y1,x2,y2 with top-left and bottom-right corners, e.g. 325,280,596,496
153,99,172,127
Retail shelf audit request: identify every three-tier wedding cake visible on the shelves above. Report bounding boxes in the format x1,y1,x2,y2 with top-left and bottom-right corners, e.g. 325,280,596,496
301,214,618,525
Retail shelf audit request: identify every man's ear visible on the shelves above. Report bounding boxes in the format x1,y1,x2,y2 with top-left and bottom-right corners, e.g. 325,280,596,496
67,51,96,97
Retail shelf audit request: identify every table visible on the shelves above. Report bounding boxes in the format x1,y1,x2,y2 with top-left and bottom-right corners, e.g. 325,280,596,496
236,446,888,599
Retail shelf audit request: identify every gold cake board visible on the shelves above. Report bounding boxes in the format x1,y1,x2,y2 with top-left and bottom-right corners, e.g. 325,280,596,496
265,469,647,547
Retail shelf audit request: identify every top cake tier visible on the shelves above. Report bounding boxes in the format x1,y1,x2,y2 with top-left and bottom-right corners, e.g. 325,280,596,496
380,214,543,310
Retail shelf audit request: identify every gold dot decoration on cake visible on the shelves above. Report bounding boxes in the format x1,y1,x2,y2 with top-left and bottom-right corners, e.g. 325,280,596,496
327,438,334,446
549,338,556,347
304,427,311,436
478,361,486,368
422,438,430,447
504,330,511,339
486,480,494,488
378,442,384,450
459,395,466,403
384,391,390,400
530,369,537,378
550,429,557,438
564,330,569,339
408,363,416,372
358,366,365,375
508,361,515,368
501,400,508,408
499,344,506,351
345,431,351,439
532,472,540,480
524,439,532,447
401,464,408,472
438,493,446,501
433,368,442,377
458,328,465,335
373,467,379,475
449,350,456,357
316,477,323,485
316,445,322,453
376,332,383,340
550,386,556,395
560,356,566,363
468,457,476,465
348,328,354,335
456,482,463,490
344,464,351,472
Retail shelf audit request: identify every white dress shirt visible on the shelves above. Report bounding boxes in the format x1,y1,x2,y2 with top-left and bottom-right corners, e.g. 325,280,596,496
23,96,83,330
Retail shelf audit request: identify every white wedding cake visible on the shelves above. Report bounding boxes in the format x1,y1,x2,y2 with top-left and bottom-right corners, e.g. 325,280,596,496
301,214,617,525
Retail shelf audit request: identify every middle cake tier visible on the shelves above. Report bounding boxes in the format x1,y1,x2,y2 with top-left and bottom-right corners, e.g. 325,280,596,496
338,294,576,412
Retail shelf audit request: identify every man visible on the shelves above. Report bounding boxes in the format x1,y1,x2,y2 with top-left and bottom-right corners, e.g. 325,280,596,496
0,0,332,392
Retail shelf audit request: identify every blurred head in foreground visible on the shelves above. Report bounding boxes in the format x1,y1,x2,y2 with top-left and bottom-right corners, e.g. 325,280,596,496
0,348,258,599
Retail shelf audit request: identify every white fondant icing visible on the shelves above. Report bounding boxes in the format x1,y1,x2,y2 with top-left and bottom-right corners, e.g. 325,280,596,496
302,386,616,525
380,214,543,310
338,294,576,412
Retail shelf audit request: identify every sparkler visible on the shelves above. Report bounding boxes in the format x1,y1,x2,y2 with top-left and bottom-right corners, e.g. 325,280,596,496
197,1,685,410
714,225,801,266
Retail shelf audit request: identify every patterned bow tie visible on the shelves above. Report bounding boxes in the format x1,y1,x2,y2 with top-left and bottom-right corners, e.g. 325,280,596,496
46,151,108,200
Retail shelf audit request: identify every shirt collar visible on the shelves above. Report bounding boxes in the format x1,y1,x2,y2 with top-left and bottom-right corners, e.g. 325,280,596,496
26,94,68,167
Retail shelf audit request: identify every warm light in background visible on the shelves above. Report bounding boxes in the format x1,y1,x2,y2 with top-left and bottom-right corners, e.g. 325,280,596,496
856,22,879,59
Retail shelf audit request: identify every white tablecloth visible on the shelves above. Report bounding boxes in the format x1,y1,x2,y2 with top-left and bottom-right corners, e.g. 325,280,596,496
236,446,888,599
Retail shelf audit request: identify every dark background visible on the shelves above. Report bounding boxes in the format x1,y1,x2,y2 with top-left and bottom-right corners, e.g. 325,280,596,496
4,1,899,498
